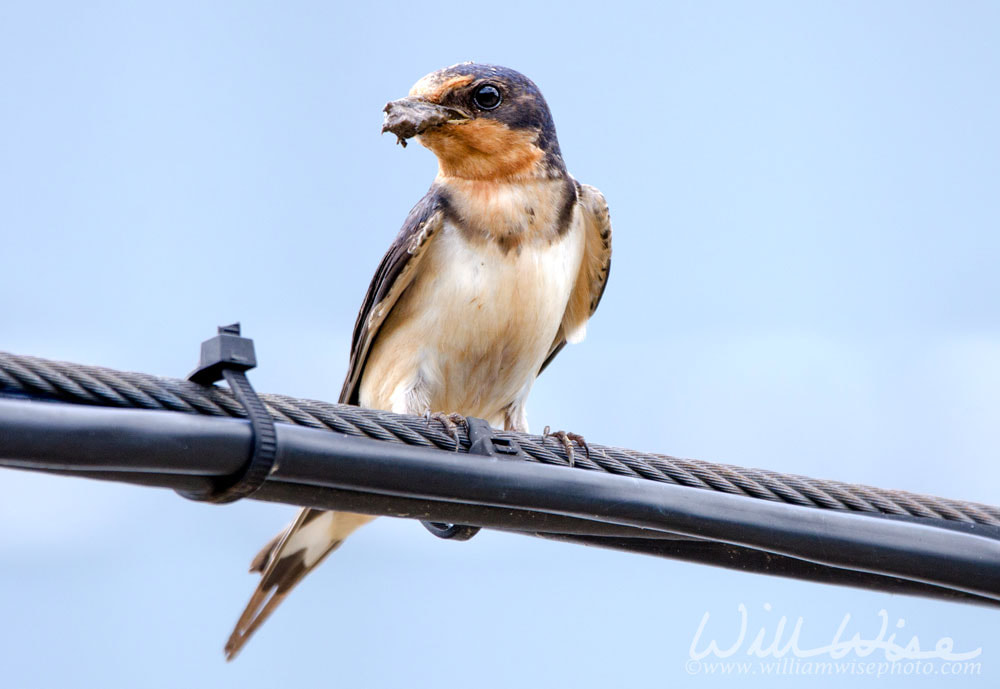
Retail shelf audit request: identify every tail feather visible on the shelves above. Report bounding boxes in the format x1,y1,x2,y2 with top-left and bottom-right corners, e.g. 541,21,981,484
224,508,373,660
248,532,281,574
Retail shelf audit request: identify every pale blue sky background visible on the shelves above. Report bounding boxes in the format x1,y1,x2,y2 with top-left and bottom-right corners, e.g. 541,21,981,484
2,1,999,686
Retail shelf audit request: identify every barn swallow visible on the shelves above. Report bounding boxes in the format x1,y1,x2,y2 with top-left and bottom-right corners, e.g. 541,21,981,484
224,62,612,659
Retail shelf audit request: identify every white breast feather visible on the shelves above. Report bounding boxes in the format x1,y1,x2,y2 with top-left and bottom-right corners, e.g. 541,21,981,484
360,184,587,425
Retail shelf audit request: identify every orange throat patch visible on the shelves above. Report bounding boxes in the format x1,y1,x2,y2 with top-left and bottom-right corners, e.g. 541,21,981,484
418,119,546,181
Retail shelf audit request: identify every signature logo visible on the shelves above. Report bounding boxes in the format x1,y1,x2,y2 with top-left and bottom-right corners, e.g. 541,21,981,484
689,603,982,662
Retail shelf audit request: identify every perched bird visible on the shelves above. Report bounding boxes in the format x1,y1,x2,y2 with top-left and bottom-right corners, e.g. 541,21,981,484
224,62,612,659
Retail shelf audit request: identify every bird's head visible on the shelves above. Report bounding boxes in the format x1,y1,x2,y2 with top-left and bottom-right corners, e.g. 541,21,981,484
381,63,565,181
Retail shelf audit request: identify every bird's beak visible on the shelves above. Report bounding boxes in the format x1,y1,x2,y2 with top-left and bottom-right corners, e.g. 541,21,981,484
381,97,470,147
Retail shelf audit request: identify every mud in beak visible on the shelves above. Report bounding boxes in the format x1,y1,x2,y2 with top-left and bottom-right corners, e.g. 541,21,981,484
381,97,469,147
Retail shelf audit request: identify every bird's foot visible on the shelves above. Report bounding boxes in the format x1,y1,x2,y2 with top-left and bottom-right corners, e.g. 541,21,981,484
542,426,590,467
424,411,468,451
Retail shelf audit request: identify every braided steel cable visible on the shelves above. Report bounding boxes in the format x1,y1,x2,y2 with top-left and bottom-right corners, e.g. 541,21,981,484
2,350,998,526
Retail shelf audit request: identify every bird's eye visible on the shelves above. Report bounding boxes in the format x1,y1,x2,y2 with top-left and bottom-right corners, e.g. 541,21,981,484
473,84,502,110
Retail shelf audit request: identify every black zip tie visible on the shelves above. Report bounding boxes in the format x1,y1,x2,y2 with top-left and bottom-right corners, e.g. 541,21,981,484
421,417,527,541
178,323,277,504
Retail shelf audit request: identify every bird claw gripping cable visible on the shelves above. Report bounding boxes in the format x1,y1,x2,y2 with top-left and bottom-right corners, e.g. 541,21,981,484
179,324,277,504
420,416,529,541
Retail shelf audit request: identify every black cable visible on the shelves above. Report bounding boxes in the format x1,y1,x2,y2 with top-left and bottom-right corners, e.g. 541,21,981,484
2,397,999,607
2,350,998,526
